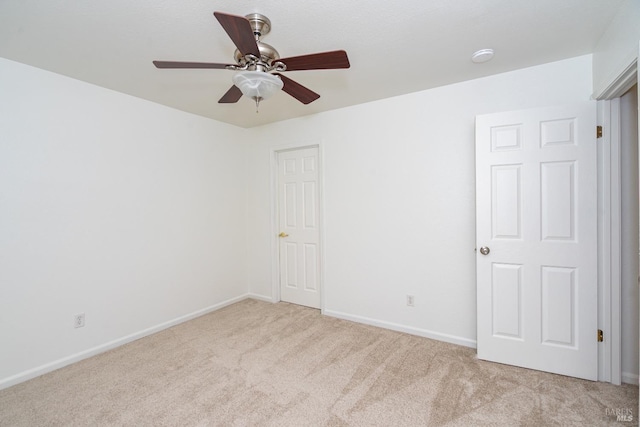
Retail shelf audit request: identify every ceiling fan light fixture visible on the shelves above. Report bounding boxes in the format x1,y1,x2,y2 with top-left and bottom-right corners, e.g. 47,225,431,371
232,71,283,105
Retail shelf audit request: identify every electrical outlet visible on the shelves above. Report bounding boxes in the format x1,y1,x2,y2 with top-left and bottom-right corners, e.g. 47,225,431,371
74,313,85,328
406,295,415,307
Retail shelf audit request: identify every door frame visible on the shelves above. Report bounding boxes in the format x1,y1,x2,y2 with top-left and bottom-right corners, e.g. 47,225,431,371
595,53,638,384
598,98,622,384
269,140,326,311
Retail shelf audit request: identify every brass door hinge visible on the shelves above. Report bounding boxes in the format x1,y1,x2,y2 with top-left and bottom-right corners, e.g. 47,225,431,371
597,126,603,138
598,329,604,342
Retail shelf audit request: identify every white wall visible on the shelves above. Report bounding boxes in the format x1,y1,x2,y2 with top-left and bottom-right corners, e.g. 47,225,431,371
0,58,249,388
246,55,594,346
3,51,629,388
592,0,640,98
593,0,640,384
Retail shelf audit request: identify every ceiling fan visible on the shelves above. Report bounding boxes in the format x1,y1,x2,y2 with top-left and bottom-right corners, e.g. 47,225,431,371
153,12,350,110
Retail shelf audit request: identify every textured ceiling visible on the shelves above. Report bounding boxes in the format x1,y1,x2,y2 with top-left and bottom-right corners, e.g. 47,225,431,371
0,0,625,128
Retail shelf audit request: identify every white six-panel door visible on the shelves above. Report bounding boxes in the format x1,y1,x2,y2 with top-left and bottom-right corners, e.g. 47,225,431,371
476,103,598,380
277,147,321,309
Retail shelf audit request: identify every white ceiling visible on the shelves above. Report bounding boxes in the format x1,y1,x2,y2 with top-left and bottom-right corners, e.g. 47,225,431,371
0,0,625,128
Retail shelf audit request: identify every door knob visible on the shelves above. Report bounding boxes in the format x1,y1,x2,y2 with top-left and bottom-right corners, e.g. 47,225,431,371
479,246,490,255
278,232,289,238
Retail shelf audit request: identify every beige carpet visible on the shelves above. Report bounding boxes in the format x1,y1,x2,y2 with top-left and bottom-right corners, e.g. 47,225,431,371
0,299,637,426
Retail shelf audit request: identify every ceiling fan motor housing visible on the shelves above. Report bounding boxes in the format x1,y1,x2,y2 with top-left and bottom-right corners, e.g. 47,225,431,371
234,41,280,70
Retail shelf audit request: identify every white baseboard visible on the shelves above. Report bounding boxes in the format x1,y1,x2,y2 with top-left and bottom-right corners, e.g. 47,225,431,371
323,309,477,349
247,293,277,303
622,371,639,385
0,294,250,391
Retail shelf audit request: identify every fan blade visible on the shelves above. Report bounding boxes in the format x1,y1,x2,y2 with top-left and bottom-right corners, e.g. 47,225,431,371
214,12,260,57
218,85,243,103
277,50,350,71
274,73,320,104
153,61,233,69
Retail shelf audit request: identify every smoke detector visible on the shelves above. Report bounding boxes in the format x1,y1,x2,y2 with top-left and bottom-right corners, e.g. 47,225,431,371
471,49,494,63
